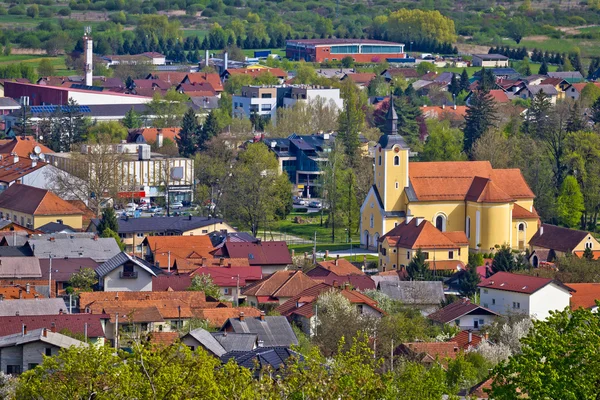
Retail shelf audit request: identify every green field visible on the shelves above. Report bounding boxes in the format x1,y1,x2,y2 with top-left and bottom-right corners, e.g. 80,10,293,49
0,54,70,76
502,37,600,58
182,29,207,39
440,63,558,77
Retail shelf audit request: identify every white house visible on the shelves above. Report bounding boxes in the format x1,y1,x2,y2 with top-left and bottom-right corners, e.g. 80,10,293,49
471,54,509,67
479,271,573,320
428,298,499,330
96,252,160,292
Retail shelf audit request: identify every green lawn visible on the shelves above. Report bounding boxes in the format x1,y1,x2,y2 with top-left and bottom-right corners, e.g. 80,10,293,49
501,37,600,58
267,211,360,243
439,62,558,77
182,29,207,39
288,243,360,254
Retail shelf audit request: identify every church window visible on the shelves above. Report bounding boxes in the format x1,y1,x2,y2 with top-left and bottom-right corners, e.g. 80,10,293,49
466,216,471,239
435,214,447,232
518,223,525,231
395,182,399,189
394,155,399,165
370,214,374,228
378,156,381,166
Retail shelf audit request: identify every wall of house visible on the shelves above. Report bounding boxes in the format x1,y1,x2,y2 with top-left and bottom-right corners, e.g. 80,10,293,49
511,217,538,251
0,345,23,374
573,235,600,252
408,201,467,233
452,313,496,330
379,241,468,272
261,265,288,275
480,288,530,316
472,58,509,67
22,342,57,371
529,284,571,320
360,189,385,250
102,266,153,292
0,209,82,230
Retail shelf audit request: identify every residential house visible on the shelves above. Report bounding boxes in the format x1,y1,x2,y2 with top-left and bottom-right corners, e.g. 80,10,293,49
79,291,227,345
276,283,384,336
306,257,375,291
90,216,233,255
0,279,52,299
568,283,600,312
190,264,263,303
378,281,445,315
377,218,469,273
220,347,297,372
152,275,192,291
243,270,319,308
0,313,108,344
217,241,293,275
37,222,77,234
380,68,420,81
181,72,224,93
547,71,584,82
471,54,509,67
465,89,512,106
539,77,569,99
516,84,559,104
127,127,181,148
479,271,573,320
450,330,484,351
460,379,493,399
395,341,459,368
528,224,600,266
0,155,62,196
0,257,42,279
182,328,257,357
142,235,216,270
0,284,42,300
0,328,86,375
194,307,262,329
221,313,298,347
0,184,84,230
565,82,591,101
420,105,467,128
0,98,20,128
96,252,161,292
28,234,121,263
341,73,376,89
361,100,538,253
0,136,53,158
0,298,68,316
428,298,499,330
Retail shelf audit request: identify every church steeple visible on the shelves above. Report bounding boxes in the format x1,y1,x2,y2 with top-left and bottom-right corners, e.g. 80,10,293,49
384,89,398,136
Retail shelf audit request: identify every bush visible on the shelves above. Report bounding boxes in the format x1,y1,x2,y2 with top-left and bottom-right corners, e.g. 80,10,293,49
57,8,71,16
8,5,26,15
295,207,308,213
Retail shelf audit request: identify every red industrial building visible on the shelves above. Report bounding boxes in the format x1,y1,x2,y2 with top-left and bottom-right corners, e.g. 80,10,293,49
286,39,405,63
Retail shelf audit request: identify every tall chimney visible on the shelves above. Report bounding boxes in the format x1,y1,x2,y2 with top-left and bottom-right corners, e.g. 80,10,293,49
239,312,244,322
205,49,209,67
51,322,56,333
83,27,93,87
156,132,164,148
26,283,30,294
468,329,472,344
335,254,339,266
42,328,47,338
224,51,228,71
260,311,265,321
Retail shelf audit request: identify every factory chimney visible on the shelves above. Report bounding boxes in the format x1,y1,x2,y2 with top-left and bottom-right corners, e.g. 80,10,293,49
83,27,93,87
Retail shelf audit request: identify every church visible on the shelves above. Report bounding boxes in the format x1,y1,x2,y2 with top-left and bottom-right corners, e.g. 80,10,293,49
360,95,539,269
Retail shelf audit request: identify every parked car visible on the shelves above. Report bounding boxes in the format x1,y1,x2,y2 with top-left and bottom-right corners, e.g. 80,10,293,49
293,197,308,206
309,200,322,208
149,206,163,213
171,201,183,209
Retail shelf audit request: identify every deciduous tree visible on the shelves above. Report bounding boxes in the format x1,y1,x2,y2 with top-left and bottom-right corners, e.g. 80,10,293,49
188,274,222,299
556,175,584,228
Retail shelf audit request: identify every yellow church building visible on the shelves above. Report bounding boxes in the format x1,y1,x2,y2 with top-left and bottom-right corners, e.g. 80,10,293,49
361,95,539,258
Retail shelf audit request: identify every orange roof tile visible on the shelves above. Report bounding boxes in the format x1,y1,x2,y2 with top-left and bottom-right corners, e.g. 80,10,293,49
144,236,215,269
512,204,539,219
568,283,600,310
442,231,469,246
451,330,483,350
316,258,364,276
0,136,53,158
194,307,261,328
150,72,188,85
429,260,465,271
400,341,460,364
0,285,41,299
466,176,514,203
130,127,181,144
243,270,318,299
148,331,179,346
0,184,84,216
184,73,223,92
225,67,287,79
488,89,510,103
421,105,467,120
343,73,376,84
380,219,466,250
0,156,45,184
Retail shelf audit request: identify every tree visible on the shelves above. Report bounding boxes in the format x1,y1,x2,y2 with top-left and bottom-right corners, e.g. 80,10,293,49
464,89,497,154
37,58,54,77
87,121,128,143
386,9,457,43
460,68,470,92
566,101,586,133
416,61,437,76
492,245,524,273
46,134,125,216
506,17,528,44
583,246,594,261
26,4,39,18
48,98,89,151
199,110,220,150
270,98,339,138
338,79,365,162
101,228,125,251
320,141,348,242
294,62,317,85
580,82,600,106
490,307,600,399
446,353,479,393
448,73,460,97
67,268,98,294
341,56,354,68
539,60,549,75
421,119,466,161
122,107,143,129
97,207,119,235
146,88,188,128
407,249,430,280
188,274,221,299
557,175,584,228
459,264,481,297
221,143,292,237
178,108,200,157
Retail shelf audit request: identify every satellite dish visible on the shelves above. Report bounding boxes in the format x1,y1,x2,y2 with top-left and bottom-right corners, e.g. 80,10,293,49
39,154,45,161
29,154,36,160
34,146,41,155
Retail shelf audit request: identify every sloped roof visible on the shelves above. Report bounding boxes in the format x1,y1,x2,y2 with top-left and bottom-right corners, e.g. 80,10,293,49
379,281,445,305
128,127,181,144
407,161,535,202
242,270,318,298
529,224,591,253
95,252,159,278
479,271,574,295
0,298,67,316
0,285,41,299
152,275,192,291
379,218,465,250
92,216,227,235
0,313,107,338
488,89,511,103
222,315,298,347
184,73,223,92
427,299,498,324
39,258,99,283
309,274,376,291
0,184,83,216
314,259,364,276
148,331,179,346
224,67,287,79
0,257,41,278
212,331,257,353
343,73,376,84
465,176,514,203
0,328,87,349
397,342,460,366
224,241,292,266
421,105,467,120
568,283,600,310
143,235,215,268
195,307,262,328
451,330,483,350
185,328,226,357
0,156,46,184
37,222,77,234
30,236,121,262
190,266,262,287
512,204,539,219
220,347,296,370
0,136,53,157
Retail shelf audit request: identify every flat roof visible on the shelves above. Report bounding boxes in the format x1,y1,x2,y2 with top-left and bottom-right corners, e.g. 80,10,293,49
286,39,404,46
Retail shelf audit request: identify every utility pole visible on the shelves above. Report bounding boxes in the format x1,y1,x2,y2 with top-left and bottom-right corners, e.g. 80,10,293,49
390,338,394,371
313,231,317,264
48,256,52,298
114,313,119,349
232,274,240,307
167,251,171,273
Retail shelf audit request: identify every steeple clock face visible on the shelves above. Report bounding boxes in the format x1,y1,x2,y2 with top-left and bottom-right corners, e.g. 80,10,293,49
394,147,400,153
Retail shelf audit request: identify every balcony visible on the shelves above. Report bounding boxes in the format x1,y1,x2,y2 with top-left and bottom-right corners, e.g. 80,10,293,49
119,271,138,279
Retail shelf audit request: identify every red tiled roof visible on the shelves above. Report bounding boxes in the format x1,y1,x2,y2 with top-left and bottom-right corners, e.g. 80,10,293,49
0,184,84,216
512,204,539,219
568,283,600,310
0,313,108,337
223,241,292,266
152,275,192,291
194,307,261,328
143,235,215,269
488,89,510,103
183,73,223,92
421,105,467,120
343,73,376,85
380,219,466,250
310,274,376,291
451,330,483,350
315,259,364,276
149,72,189,85
242,270,318,298
529,224,592,253
0,136,53,157
399,341,460,363
479,271,574,295
129,127,181,144
428,298,498,324
465,176,514,203
0,156,45,184
0,285,41,299
148,331,179,346
190,266,262,287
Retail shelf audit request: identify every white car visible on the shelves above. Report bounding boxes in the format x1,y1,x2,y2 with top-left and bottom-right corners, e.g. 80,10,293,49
171,201,183,210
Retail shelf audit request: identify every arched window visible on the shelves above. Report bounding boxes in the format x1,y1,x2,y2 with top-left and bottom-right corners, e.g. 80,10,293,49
395,182,399,189
394,155,400,165
435,214,446,232
518,223,525,231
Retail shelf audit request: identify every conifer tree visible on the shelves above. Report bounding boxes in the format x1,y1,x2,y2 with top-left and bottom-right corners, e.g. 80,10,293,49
97,207,119,235
539,60,549,76
199,111,220,150
463,89,497,155
448,73,460,97
122,107,142,129
177,108,199,157
566,101,586,133
460,68,470,92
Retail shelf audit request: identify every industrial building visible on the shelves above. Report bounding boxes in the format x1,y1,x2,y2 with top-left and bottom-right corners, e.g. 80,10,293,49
286,39,405,63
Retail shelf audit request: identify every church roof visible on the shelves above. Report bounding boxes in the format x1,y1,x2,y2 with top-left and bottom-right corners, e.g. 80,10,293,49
407,161,534,202
379,218,467,250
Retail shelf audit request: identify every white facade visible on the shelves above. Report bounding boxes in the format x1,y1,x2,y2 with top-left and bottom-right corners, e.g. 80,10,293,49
102,266,154,292
450,312,496,330
67,90,152,105
282,88,343,110
232,95,277,122
480,283,571,320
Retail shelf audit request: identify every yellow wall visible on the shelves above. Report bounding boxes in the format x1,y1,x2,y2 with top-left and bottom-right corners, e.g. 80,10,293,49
0,208,83,230
379,239,469,271
407,201,465,232
511,217,538,250
466,202,512,251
